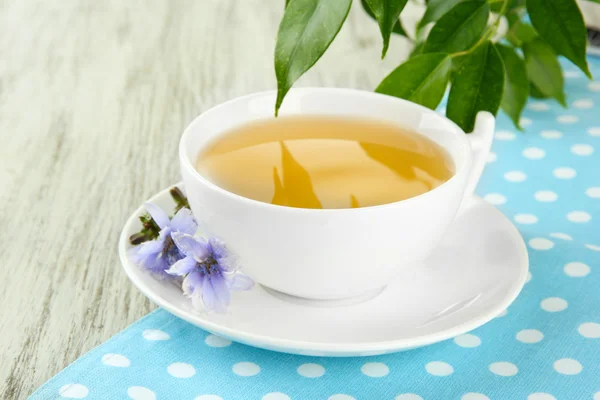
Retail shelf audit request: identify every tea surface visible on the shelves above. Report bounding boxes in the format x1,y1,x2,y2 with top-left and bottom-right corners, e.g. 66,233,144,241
196,116,454,209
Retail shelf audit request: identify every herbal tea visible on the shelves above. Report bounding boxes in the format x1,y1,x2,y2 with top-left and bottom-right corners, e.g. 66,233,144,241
196,116,454,209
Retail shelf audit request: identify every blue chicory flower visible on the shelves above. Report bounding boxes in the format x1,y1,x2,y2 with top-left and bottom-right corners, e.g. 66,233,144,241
166,232,254,312
128,203,197,277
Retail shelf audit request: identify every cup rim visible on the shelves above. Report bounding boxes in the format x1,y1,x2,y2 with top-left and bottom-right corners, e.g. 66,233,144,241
179,88,471,213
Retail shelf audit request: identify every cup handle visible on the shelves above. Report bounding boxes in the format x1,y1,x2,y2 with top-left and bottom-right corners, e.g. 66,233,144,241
460,111,495,209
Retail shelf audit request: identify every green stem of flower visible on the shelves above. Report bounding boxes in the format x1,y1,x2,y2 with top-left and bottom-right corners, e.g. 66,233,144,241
170,187,190,213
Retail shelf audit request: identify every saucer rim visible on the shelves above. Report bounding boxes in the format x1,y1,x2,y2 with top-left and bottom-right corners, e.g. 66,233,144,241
118,184,529,356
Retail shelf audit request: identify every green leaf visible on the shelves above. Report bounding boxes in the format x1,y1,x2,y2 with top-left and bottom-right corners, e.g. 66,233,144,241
423,1,489,54
274,0,352,115
490,0,525,12
360,0,406,37
418,0,467,29
506,11,522,27
523,37,566,105
364,0,409,57
529,82,550,98
375,53,452,109
497,44,529,129
527,0,591,78
507,21,537,46
447,41,505,133
410,41,425,58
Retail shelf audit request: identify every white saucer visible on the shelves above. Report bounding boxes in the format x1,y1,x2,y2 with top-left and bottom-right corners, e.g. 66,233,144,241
119,185,528,357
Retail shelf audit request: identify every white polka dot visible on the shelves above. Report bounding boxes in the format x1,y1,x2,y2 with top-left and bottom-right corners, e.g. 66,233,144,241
594,393,600,400
361,362,389,377
586,187,600,198
522,147,546,159
553,358,582,375
59,384,89,398
528,393,556,400
101,353,130,368
520,117,532,126
529,238,554,250
128,386,156,400
528,102,550,111
541,297,568,312
588,81,600,91
232,362,260,376
395,395,424,400
297,363,325,378
534,191,558,202
588,127,600,136
425,361,454,376
571,144,594,156
489,362,518,376
496,130,516,140
195,396,223,400
167,362,196,378
262,393,291,400
549,232,572,240
564,262,590,277
565,70,581,78
486,152,497,164
204,334,232,348
329,395,356,400
540,130,563,139
484,193,507,205
573,99,594,108
462,394,490,400
567,211,591,223
496,309,508,318
526,271,532,282
516,329,544,343
504,171,527,182
578,322,600,338
585,244,600,251
557,115,579,123
553,167,576,179
515,214,538,224
142,329,170,341
454,334,481,348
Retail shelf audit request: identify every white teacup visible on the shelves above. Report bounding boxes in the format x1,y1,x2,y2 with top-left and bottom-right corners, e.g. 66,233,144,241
180,89,494,303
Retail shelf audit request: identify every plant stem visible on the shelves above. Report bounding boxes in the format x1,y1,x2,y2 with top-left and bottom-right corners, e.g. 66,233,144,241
451,0,509,58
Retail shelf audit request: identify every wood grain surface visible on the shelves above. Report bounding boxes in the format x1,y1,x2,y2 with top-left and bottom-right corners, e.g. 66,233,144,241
0,1,419,397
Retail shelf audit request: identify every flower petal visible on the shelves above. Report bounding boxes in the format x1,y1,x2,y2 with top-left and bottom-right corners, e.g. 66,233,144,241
149,257,171,275
172,232,209,259
228,273,254,291
216,255,238,272
128,245,156,266
128,245,169,275
132,238,164,256
201,276,217,311
144,203,170,229
170,207,197,235
199,276,227,313
182,270,203,296
210,274,231,307
166,256,196,276
208,237,229,259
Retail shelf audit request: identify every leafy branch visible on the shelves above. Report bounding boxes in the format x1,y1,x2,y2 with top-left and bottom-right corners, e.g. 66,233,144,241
274,0,594,132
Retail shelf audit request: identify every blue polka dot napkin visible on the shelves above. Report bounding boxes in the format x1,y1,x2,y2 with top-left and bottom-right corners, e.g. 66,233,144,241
31,59,599,400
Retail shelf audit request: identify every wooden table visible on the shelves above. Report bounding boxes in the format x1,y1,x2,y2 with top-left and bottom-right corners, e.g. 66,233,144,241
0,1,420,397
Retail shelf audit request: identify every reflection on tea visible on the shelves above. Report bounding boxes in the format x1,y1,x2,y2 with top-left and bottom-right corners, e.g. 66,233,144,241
196,116,454,209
